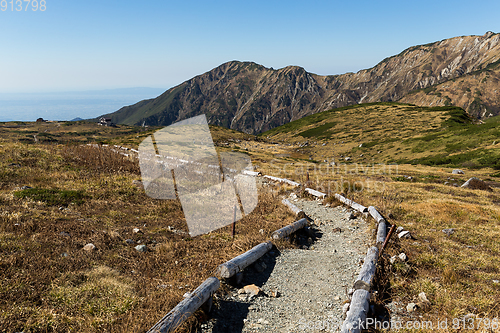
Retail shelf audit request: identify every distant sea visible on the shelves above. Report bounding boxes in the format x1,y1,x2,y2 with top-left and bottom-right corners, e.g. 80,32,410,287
0,87,166,122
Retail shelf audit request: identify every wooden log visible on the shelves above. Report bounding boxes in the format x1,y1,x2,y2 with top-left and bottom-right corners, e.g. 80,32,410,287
368,206,385,223
305,188,326,199
341,289,370,333
216,241,273,278
263,175,300,187
281,198,304,217
242,170,261,176
272,218,308,240
147,277,220,333
368,206,387,244
356,246,379,285
334,194,368,213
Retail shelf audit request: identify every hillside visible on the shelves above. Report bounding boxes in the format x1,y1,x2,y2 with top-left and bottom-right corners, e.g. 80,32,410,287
102,32,500,134
255,103,500,170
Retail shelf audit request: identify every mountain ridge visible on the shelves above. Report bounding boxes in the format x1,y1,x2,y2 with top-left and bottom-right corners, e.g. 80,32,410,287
102,32,500,134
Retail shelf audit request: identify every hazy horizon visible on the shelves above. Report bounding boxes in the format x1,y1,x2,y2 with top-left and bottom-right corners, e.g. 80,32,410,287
0,87,166,122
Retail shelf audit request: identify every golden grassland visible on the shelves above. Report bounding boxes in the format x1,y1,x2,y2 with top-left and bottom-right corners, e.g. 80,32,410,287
1,114,500,332
0,124,294,332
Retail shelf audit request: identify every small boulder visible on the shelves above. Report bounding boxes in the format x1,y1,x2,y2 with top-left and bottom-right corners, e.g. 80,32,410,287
452,169,464,175
398,230,411,239
133,228,143,234
243,284,261,296
398,253,408,261
418,292,429,303
442,228,455,236
461,177,492,191
83,243,96,251
342,302,350,316
135,245,148,252
407,302,418,312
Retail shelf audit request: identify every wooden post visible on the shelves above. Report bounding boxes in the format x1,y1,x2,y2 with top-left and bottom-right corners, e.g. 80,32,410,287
216,241,273,278
380,224,396,256
231,205,237,239
147,277,220,333
272,218,308,240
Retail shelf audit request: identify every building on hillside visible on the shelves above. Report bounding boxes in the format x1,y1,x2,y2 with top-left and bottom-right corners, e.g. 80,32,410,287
99,117,114,126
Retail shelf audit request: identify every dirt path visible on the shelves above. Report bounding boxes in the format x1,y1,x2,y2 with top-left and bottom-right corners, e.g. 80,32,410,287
200,196,372,333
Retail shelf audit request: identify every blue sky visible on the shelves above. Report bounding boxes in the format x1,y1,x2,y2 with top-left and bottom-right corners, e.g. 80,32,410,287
1,0,499,93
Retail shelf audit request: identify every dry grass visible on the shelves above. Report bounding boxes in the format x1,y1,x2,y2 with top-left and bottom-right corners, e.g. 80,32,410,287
0,129,297,332
2,119,500,332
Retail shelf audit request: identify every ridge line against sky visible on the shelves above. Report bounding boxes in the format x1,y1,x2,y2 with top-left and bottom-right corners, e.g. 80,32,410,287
1,0,499,94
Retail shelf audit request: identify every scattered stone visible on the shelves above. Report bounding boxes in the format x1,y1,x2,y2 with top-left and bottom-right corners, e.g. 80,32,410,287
396,226,404,233
135,244,148,252
407,302,418,312
332,227,342,233
344,157,351,161
133,228,143,234
83,243,96,251
463,313,476,321
8,163,21,167
259,229,265,235
243,284,261,296
442,228,455,236
342,302,350,316
461,177,492,191
125,239,134,244
398,253,408,261
359,143,363,148
418,292,429,303
347,213,356,220
59,231,70,237
452,169,464,175
269,290,280,298
493,280,500,284
390,256,397,264
398,230,411,239
444,181,450,185
61,252,69,258
21,185,32,190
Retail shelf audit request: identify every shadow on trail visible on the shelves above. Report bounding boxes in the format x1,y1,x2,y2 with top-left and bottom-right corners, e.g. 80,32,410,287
205,247,280,333
204,223,324,333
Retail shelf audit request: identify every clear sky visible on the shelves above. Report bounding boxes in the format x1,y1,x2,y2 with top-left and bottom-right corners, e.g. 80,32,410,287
1,0,499,93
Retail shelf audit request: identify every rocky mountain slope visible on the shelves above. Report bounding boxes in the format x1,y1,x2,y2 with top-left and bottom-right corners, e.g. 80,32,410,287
103,32,500,134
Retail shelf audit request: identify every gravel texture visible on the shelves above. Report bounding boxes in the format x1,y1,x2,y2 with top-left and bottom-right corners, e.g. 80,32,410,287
200,196,373,333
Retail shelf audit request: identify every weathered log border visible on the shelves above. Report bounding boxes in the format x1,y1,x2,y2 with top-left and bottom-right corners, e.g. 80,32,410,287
216,241,273,278
334,193,368,213
305,187,326,199
281,198,305,217
272,218,308,240
147,209,311,332
341,205,389,333
263,175,301,187
147,277,220,333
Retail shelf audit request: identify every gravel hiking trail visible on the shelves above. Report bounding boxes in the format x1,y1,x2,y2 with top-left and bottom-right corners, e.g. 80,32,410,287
200,197,372,333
